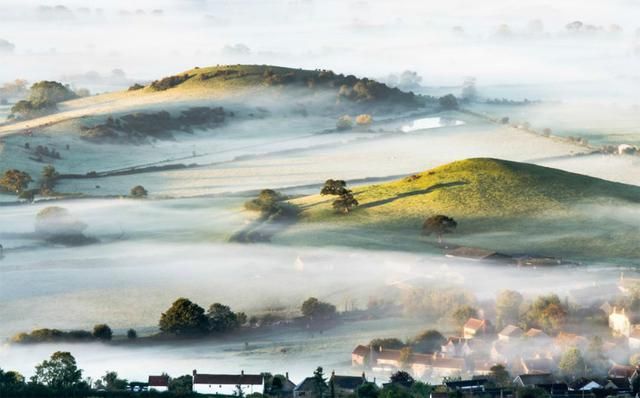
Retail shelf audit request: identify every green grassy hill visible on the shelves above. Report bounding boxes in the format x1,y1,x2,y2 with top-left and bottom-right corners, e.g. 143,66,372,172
296,158,640,223
288,158,640,261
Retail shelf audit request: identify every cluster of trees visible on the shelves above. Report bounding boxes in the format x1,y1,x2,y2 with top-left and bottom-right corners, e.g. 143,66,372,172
336,114,373,130
158,298,247,335
34,145,62,160
150,73,193,91
301,297,337,320
12,324,121,343
320,179,359,214
10,81,78,119
0,352,198,397
0,166,64,200
438,94,458,110
81,107,226,143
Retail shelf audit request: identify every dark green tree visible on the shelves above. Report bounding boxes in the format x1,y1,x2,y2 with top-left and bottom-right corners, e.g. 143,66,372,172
558,347,586,381
422,215,457,244
169,374,193,395
130,185,148,198
410,330,445,353
312,367,327,398
521,294,567,334
207,303,241,333
489,364,511,387
127,328,137,339
102,371,128,391
496,290,523,329
40,165,59,193
301,297,336,319
356,382,379,398
389,371,414,388
369,337,404,350
451,305,478,327
28,81,77,107
159,298,208,334
92,324,113,340
33,351,82,390
438,94,458,110
321,180,347,196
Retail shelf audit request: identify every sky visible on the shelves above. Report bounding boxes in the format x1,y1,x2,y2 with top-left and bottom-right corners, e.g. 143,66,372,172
0,0,639,94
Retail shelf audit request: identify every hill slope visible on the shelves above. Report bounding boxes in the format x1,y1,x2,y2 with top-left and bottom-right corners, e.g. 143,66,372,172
295,158,640,224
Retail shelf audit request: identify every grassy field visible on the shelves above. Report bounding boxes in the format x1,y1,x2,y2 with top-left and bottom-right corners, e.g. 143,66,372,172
287,158,640,261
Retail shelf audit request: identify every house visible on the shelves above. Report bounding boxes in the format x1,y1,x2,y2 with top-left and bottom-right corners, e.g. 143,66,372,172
520,357,555,375
555,332,588,349
128,382,149,393
464,318,491,339
147,375,169,392
441,337,472,357
430,356,466,378
629,327,640,349
569,378,602,391
192,370,264,395
329,372,366,396
608,364,636,379
352,345,370,366
604,378,631,393
498,325,523,341
445,378,488,393
294,377,326,398
524,328,550,340
609,307,631,337
372,348,403,371
513,373,554,388
267,373,296,398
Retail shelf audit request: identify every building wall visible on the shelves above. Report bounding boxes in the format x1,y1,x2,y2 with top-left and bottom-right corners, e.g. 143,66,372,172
149,386,168,392
609,313,631,337
193,383,263,395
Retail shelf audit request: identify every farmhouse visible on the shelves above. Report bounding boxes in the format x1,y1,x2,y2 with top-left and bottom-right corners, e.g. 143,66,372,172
192,370,264,395
351,345,370,366
147,375,169,392
497,325,523,341
329,372,367,396
463,318,491,339
609,307,631,337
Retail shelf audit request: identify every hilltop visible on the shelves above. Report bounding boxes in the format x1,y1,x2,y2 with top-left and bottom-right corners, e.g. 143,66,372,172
286,158,640,261
0,64,429,138
295,158,640,223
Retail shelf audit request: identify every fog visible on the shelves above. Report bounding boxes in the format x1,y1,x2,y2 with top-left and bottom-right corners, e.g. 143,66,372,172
0,0,639,100
1,0,640,387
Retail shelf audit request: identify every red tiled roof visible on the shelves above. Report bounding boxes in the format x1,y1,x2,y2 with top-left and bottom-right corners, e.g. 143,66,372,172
464,318,486,331
148,375,169,387
352,345,369,357
193,374,263,385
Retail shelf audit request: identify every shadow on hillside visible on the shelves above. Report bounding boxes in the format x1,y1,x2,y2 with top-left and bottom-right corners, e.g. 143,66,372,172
360,180,468,209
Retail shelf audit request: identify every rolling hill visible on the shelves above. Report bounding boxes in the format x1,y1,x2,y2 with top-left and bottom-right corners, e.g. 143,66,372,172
287,158,640,261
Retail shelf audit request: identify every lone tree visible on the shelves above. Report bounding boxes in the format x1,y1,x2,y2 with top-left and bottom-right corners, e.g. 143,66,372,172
0,169,32,193
410,329,445,353
496,290,523,329
558,347,586,381
389,370,414,387
312,367,328,398
126,329,137,339
130,185,148,198
438,94,458,110
33,351,83,390
159,298,208,335
422,215,457,244
92,324,113,340
40,165,59,193
301,297,336,320
35,206,88,243
320,179,359,214
451,305,478,328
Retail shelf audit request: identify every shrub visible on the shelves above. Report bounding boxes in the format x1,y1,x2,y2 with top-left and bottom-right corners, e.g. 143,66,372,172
92,324,113,340
130,185,148,198
355,114,373,126
336,115,353,130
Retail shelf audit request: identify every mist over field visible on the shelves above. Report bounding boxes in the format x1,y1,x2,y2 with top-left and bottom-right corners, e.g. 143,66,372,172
1,0,640,394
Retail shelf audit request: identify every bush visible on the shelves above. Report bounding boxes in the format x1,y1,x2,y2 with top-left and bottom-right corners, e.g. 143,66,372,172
150,74,193,91
355,114,373,126
336,115,353,130
128,83,145,91
130,185,148,198
127,329,137,339
438,94,458,110
92,324,113,340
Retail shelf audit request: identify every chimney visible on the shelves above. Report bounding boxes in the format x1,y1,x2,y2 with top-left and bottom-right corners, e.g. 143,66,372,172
362,372,366,380
241,370,245,376
331,370,335,378
286,372,289,380
379,346,383,352
193,369,197,377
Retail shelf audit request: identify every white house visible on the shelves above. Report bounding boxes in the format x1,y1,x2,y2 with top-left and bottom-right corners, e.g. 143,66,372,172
609,307,631,337
192,370,264,395
148,375,169,392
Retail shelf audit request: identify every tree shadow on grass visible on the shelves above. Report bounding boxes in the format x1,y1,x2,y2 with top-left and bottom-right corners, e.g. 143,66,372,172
359,180,468,209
